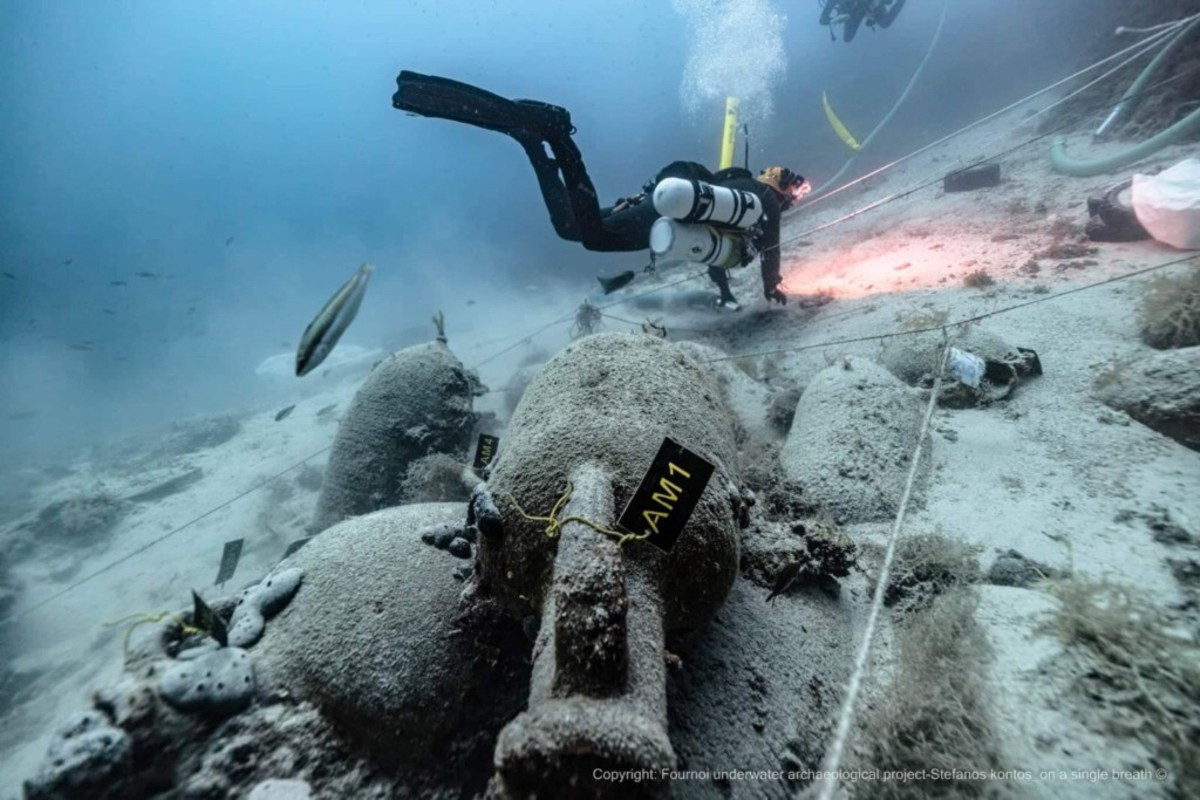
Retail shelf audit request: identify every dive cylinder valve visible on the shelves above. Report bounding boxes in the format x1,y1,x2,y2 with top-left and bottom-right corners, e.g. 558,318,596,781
653,178,763,229
649,217,742,269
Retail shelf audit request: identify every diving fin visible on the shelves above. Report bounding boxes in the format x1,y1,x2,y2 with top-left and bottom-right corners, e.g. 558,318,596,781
597,270,636,295
393,71,573,139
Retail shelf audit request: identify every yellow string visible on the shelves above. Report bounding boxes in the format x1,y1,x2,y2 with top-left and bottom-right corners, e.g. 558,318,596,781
505,480,650,547
105,611,207,661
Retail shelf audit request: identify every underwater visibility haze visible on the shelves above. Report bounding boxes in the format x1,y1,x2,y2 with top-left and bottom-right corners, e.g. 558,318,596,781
3,0,1200,797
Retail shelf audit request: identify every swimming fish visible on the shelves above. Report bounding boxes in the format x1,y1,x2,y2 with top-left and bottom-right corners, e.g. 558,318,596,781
3,272,15,280
295,263,373,377
225,236,235,247
69,342,95,351
111,280,128,287
275,404,296,421
315,403,337,417
134,271,158,278
103,309,115,315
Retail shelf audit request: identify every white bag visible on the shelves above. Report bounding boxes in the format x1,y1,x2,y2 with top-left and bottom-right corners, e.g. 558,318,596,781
1132,157,1200,250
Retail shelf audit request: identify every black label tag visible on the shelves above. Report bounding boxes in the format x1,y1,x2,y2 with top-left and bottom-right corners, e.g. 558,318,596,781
191,589,228,647
473,433,499,471
617,437,715,552
215,538,243,586
282,537,311,559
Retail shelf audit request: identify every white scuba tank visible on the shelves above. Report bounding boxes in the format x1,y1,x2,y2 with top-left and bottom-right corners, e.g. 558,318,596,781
649,217,743,269
652,177,764,229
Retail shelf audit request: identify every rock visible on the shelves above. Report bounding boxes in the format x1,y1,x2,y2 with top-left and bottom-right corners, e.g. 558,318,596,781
24,711,131,800
448,537,471,558
159,647,255,716
228,567,304,648
880,326,1044,407
419,522,462,549
879,326,1015,386
780,357,930,523
767,389,802,436
1094,346,1200,451
173,701,395,798
741,520,856,601
311,340,479,533
248,778,312,800
398,453,473,503
987,549,1055,587
255,503,529,786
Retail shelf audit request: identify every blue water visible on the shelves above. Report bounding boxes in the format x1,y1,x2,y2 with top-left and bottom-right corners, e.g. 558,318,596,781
0,0,1117,461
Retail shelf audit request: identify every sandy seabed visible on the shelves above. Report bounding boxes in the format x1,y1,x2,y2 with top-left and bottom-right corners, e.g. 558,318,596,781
2,98,1197,799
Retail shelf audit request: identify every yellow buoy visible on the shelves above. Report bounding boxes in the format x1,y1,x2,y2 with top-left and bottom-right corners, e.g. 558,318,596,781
719,96,739,169
823,91,862,151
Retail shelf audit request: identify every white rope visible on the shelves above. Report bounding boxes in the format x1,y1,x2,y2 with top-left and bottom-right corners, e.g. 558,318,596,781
810,339,950,800
1116,14,1199,36
793,16,1195,215
1025,21,1185,124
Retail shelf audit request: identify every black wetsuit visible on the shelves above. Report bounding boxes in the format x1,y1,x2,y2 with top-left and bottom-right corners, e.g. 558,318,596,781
521,136,785,303
392,70,786,303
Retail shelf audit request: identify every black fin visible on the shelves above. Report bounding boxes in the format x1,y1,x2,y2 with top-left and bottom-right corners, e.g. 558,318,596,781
597,270,636,295
393,71,572,139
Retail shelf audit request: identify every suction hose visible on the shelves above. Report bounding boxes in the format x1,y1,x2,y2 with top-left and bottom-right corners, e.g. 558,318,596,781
813,0,949,196
1050,14,1200,177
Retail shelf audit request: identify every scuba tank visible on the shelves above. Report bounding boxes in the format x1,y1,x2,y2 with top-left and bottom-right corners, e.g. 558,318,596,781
652,177,764,229
649,217,743,269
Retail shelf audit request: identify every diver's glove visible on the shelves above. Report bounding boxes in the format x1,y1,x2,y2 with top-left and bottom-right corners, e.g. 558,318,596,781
765,286,788,305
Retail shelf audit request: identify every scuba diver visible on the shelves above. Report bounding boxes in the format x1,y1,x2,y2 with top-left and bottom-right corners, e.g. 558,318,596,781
819,0,906,43
392,71,810,310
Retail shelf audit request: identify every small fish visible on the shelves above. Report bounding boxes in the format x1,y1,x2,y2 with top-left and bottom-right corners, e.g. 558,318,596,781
69,342,95,351
3,272,15,280
134,271,158,278
225,236,235,246
296,263,373,377
466,299,475,306
63,259,73,265
103,309,115,315
274,404,296,421
315,403,337,417
8,410,38,420
111,280,128,287
115,356,129,362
